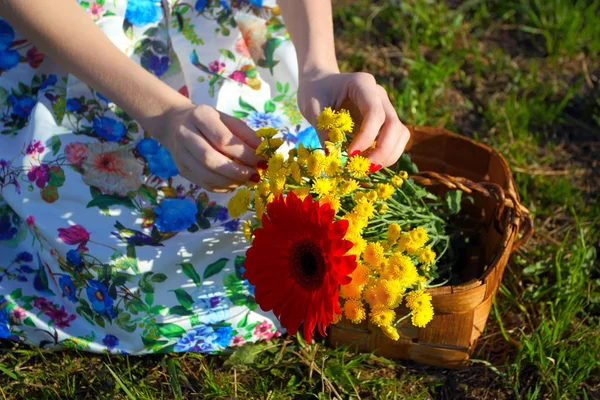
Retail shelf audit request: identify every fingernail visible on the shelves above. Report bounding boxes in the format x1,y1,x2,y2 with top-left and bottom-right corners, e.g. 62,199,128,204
349,150,361,158
369,163,382,173
249,173,261,183
256,160,268,170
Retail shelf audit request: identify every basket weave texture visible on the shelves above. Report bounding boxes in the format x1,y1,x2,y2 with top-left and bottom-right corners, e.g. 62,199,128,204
327,126,534,369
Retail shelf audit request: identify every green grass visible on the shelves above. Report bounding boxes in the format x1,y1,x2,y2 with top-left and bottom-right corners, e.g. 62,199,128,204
1,0,600,398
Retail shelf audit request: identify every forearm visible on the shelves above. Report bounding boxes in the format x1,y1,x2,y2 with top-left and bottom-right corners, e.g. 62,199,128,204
0,0,190,128
277,0,339,80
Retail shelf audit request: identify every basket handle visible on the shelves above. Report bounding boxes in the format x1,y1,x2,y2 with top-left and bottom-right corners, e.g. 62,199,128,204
411,171,534,251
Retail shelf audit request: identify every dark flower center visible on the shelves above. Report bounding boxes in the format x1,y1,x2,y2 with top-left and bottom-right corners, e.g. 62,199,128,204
290,239,326,290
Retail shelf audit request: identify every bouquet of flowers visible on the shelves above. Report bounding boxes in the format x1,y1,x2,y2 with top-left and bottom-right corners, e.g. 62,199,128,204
227,108,449,343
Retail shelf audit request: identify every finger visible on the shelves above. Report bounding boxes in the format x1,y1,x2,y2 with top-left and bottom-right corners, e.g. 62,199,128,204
196,112,264,168
184,129,258,183
220,112,261,149
346,74,386,155
367,87,409,167
180,150,242,192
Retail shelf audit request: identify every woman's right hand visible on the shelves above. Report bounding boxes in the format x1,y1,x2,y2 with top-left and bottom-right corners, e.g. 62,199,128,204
150,104,263,192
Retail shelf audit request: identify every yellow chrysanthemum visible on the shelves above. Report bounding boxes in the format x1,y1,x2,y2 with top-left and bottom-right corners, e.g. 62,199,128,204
324,155,342,177
338,179,360,195
267,153,284,176
317,106,338,131
363,285,379,307
388,252,419,287
340,280,364,300
374,280,401,308
288,148,298,159
418,246,436,265
346,235,367,257
363,241,385,268
324,141,342,159
397,234,420,254
387,224,401,244
320,195,341,212
332,312,342,324
258,181,270,197
256,127,278,139
269,171,287,196
254,194,265,220
353,197,376,219
354,191,367,204
405,289,432,311
297,143,310,165
351,263,370,285
376,183,395,201
306,151,326,177
370,307,395,327
378,204,389,214
398,170,409,179
409,227,429,247
343,299,366,323
312,177,334,197
411,304,434,328
243,220,253,242
381,325,400,341
346,155,370,178
391,175,404,188
292,186,311,200
255,140,269,156
290,161,302,183
335,109,355,132
328,128,345,143
367,191,378,203
227,188,251,219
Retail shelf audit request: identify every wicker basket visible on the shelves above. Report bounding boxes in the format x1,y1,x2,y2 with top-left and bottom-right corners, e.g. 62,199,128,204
328,126,534,369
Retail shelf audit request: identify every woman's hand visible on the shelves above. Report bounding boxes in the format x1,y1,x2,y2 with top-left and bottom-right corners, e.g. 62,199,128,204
298,71,410,169
150,104,263,192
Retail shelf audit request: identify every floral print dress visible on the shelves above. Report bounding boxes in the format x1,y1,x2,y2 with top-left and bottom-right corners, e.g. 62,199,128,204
0,0,319,354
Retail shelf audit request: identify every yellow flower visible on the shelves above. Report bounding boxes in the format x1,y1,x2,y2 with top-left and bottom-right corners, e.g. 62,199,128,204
243,220,253,242
418,246,436,265
317,107,338,131
405,289,432,311
353,197,375,219
409,227,429,247
411,304,434,328
270,171,287,196
255,137,284,156
324,141,342,158
391,175,404,188
255,140,269,156
367,191,378,202
312,177,334,197
288,148,298,159
398,170,409,179
378,204,389,215
254,194,265,220
269,138,284,151
397,234,420,254
324,155,342,177
258,181,270,197
256,127,278,139
388,252,419,287
351,263,370,286
343,299,366,323
346,155,370,178
387,223,401,244
381,325,400,341
332,312,342,324
306,151,326,177
292,186,311,200
370,307,395,327
376,183,395,201
374,280,401,308
227,188,251,219
297,143,310,165
346,235,367,257
340,280,363,300
363,241,385,268
328,128,345,143
338,179,360,195
354,191,366,204
267,153,285,176
290,161,302,183
320,195,341,212
335,109,354,132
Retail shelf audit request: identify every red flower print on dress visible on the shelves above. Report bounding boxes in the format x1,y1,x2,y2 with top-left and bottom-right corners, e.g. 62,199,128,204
57,224,90,251
26,215,35,227
26,47,45,69
253,320,275,340
64,142,88,166
231,335,246,347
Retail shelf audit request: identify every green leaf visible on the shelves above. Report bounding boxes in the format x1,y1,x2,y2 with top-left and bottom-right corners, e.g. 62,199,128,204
190,314,200,326
446,190,463,215
104,10,116,17
149,305,167,315
87,194,135,210
142,336,168,348
264,100,275,113
202,258,229,282
180,263,202,286
114,256,137,271
236,312,249,328
219,49,236,61
272,94,285,102
232,110,249,119
158,323,186,339
23,317,35,327
224,343,270,366
41,185,59,203
145,292,154,306
238,97,257,112
168,305,193,316
139,185,158,205
48,166,65,187
0,364,18,380
94,314,106,328
50,135,61,156
10,288,22,299
151,273,167,282
123,19,134,40
173,288,193,309
276,81,283,92
127,122,139,133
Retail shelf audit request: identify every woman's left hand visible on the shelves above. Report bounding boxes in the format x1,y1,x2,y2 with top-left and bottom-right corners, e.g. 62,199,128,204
297,71,410,169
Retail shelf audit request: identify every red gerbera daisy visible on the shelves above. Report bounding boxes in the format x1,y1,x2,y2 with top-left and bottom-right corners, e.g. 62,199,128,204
244,191,357,342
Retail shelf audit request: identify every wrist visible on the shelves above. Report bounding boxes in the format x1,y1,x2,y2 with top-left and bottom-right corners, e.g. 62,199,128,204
298,62,339,84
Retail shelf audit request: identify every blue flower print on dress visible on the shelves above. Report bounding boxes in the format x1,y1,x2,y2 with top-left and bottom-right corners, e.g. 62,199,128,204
39,74,57,91
102,334,119,350
191,289,231,324
66,98,83,112
222,219,240,232
174,325,218,352
0,300,10,339
147,55,169,77
59,275,78,303
296,126,320,149
214,326,233,347
0,214,17,240
86,280,114,314
93,117,127,142
154,198,197,232
66,249,82,268
136,138,178,179
8,95,36,119
15,251,33,263
195,0,207,11
246,111,282,129
125,0,161,27
0,20,19,71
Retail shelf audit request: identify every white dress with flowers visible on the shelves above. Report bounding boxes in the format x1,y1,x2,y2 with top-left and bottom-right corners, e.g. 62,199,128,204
0,0,319,354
